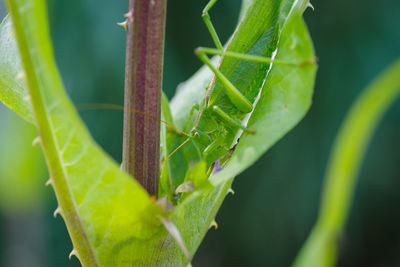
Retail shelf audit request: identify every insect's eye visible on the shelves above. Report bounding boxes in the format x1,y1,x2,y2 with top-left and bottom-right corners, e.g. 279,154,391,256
194,132,200,137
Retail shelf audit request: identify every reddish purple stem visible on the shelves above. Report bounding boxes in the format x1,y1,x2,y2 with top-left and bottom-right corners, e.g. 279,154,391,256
122,0,167,196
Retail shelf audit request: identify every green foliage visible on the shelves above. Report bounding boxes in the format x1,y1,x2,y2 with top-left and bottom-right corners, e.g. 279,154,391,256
160,92,188,200
293,59,400,267
171,0,316,187
0,0,316,266
1,1,167,266
0,15,32,122
0,107,45,212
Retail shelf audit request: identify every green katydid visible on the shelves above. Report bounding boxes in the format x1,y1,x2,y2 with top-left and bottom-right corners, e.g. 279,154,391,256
79,0,316,198
159,0,316,198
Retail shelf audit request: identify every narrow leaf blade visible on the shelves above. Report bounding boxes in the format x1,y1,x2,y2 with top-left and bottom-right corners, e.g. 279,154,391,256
3,1,173,266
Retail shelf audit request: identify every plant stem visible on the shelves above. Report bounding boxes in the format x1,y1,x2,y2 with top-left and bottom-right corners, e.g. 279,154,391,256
293,59,400,267
122,0,167,196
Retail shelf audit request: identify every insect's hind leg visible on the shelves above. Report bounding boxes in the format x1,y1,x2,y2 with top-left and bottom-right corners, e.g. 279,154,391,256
195,48,253,113
195,46,316,113
212,105,255,134
202,0,223,51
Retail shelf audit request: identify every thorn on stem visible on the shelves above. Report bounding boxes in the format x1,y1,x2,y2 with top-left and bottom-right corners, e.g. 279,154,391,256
117,20,128,31
227,188,235,195
124,10,134,20
306,1,315,11
53,206,62,218
69,249,79,260
32,136,41,146
209,219,218,230
45,178,52,186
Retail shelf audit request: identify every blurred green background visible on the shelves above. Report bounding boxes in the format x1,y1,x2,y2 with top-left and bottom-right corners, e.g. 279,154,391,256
0,0,399,266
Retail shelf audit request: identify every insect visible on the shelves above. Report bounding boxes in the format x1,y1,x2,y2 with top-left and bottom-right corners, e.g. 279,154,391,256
82,0,314,197
165,0,314,176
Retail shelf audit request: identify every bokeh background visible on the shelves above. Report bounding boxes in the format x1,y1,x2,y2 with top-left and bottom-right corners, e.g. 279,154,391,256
0,0,399,266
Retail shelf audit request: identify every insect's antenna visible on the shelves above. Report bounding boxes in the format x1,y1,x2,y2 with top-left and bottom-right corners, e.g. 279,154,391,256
160,137,191,169
77,103,190,137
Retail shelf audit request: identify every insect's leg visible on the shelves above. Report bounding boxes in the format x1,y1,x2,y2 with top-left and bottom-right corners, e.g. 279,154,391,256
160,137,192,169
195,48,253,113
203,135,225,156
202,0,223,51
212,105,255,134
197,47,317,66
183,104,199,133
195,46,315,113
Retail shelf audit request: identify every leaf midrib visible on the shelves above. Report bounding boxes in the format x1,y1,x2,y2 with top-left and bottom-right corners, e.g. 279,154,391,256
4,1,99,266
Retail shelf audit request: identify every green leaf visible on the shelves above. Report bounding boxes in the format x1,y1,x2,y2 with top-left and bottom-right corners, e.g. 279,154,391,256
1,0,318,265
293,59,400,267
0,16,33,122
175,160,207,203
172,176,233,259
239,0,253,20
172,0,316,174
170,0,317,260
184,160,207,189
171,60,215,130
210,0,317,186
0,107,45,212
160,93,188,200
2,1,175,266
